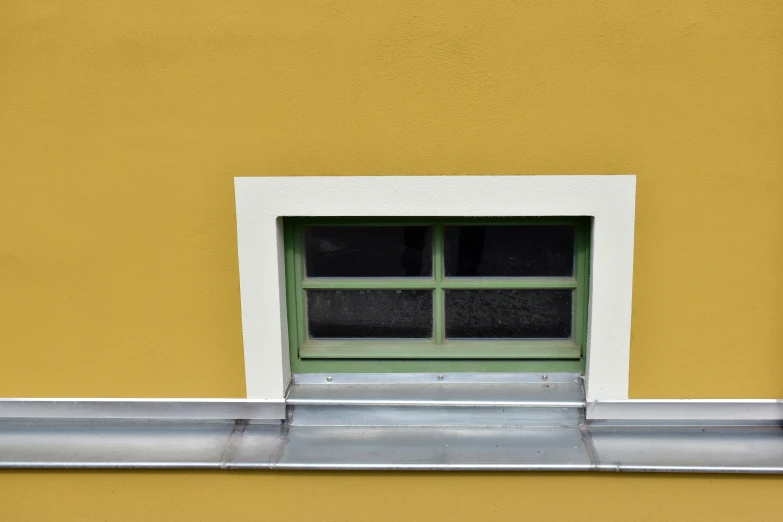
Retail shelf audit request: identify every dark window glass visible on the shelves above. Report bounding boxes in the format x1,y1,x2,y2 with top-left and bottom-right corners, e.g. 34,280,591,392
307,290,432,338
444,225,574,277
445,289,572,339
305,226,432,277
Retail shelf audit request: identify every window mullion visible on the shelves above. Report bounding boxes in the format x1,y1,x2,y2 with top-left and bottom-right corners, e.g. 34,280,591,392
301,279,436,289
434,222,444,345
440,278,577,289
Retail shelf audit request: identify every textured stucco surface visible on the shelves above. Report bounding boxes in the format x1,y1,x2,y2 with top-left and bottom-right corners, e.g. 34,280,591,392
2,1,781,400
0,471,781,521
1,1,782,519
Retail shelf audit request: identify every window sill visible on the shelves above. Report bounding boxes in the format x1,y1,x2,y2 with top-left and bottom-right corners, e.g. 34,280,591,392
286,372,584,407
299,341,581,359
1,376,782,472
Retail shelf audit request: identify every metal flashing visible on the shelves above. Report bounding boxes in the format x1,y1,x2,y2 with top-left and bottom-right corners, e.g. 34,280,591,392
0,413,781,472
587,399,783,421
0,398,285,421
1,377,782,472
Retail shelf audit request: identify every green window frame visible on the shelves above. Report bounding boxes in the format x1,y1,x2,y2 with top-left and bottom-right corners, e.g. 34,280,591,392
285,217,591,374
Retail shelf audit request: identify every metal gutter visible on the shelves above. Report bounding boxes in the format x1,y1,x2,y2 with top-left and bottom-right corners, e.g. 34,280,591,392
0,376,781,472
1,415,780,472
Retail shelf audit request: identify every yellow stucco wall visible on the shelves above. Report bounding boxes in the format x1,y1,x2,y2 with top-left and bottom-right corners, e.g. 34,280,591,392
1,2,781,520
2,0,782,399
0,471,781,521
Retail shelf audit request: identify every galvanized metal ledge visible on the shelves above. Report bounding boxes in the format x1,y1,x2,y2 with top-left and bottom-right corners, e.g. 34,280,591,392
1,376,782,473
0,408,781,472
287,372,585,408
0,418,781,472
0,398,285,421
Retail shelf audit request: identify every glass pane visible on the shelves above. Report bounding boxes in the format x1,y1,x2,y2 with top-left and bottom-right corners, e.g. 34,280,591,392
307,290,433,339
305,226,432,277
444,225,574,277
445,289,572,339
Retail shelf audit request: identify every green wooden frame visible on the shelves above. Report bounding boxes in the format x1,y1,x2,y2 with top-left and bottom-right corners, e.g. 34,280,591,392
285,217,591,373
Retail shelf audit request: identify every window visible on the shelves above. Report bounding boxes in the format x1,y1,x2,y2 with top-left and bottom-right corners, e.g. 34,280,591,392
235,175,635,401
284,217,590,374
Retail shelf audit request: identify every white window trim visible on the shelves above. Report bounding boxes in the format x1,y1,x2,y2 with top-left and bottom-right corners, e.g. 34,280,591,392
234,175,636,403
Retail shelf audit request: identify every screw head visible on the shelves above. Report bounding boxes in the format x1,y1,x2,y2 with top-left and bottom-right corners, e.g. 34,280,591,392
437,374,444,381
326,376,332,382
541,374,548,381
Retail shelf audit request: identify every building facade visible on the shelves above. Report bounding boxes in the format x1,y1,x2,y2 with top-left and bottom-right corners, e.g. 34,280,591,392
1,1,781,519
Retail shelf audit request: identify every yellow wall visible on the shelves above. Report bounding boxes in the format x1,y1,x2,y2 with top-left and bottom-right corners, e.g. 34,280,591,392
0,471,781,521
1,2,782,520
2,0,782,399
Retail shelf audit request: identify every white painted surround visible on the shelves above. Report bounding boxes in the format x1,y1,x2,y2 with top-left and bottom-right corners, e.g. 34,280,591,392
234,175,637,403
